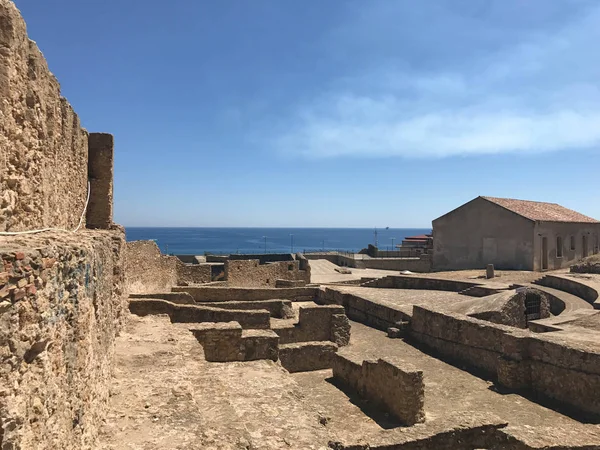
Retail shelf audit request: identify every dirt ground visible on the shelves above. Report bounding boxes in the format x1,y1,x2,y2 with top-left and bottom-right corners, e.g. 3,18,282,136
98,314,330,450
99,314,600,449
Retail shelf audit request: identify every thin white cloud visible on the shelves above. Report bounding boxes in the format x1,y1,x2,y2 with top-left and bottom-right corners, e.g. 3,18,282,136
272,2,600,159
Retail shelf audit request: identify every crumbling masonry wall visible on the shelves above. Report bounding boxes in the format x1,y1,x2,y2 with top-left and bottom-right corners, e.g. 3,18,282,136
0,0,89,232
0,230,126,449
332,354,425,426
225,259,310,287
125,241,210,294
410,306,600,417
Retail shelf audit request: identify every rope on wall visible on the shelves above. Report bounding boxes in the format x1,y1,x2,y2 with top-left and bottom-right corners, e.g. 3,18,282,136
0,182,91,236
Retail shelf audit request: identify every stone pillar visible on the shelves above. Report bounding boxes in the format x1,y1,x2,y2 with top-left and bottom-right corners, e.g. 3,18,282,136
486,264,495,279
86,133,114,229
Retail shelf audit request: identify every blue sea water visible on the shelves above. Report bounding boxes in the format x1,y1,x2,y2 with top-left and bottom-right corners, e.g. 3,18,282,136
125,227,432,255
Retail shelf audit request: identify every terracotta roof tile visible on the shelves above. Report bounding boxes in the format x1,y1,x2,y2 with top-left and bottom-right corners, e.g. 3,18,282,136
481,197,599,223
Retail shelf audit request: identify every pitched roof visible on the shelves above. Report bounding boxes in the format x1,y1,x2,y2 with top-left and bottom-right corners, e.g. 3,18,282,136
481,197,600,223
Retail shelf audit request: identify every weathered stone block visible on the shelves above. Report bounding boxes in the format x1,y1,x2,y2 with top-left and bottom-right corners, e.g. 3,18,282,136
279,341,338,373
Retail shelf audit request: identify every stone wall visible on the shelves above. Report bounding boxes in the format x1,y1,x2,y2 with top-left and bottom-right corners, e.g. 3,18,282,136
410,306,600,417
536,274,598,305
125,240,211,294
173,285,319,302
225,259,310,287
128,298,271,329
190,322,279,362
0,0,90,232
364,275,479,292
0,229,126,449
125,241,178,294
318,287,410,331
332,354,425,426
360,255,432,272
278,341,338,373
195,299,294,319
272,304,351,346
176,262,211,285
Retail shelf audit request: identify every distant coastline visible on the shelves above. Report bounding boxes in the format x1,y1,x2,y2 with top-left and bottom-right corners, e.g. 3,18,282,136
125,227,432,255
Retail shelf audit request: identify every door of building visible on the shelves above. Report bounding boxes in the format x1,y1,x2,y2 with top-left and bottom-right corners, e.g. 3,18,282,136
541,237,548,270
583,235,589,258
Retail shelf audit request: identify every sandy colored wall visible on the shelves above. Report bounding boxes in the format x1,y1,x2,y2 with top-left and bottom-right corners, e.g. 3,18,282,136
125,241,178,294
225,259,310,287
0,229,126,449
0,0,90,232
332,354,425,426
410,306,600,417
273,304,350,346
533,222,600,271
173,285,319,302
176,262,211,285
433,197,535,271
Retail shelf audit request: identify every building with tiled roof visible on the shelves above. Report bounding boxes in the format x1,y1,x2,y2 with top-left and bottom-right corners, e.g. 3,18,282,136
432,196,600,271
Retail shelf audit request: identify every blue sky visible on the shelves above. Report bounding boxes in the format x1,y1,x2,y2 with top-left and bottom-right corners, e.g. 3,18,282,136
15,0,600,227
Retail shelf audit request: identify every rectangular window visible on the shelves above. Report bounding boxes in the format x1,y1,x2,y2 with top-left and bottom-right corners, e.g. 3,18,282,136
556,236,563,258
570,236,576,251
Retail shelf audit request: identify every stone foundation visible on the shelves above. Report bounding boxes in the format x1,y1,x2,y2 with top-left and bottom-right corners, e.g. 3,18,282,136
190,321,279,362
128,298,271,329
410,306,600,417
278,341,338,373
332,354,425,426
195,299,295,319
272,304,351,346
174,285,319,302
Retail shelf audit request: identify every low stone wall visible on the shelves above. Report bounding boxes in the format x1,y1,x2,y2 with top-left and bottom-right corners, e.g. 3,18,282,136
410,306,600,417
128,298,271,329
332,354,425,426
275,279,306,288
364,275,478,292
536,275,598,305
176,262,211,285
0,229,126,449
278,341,338,373
129,292,195,304
225,259,310,287
195,299,294,319
360,255,432,272
272,305,351,346
190,322,279,362
173,286,319,302
318,288,410,331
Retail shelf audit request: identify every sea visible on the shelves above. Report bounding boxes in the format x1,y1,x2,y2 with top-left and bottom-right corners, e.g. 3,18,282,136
125,227,431,255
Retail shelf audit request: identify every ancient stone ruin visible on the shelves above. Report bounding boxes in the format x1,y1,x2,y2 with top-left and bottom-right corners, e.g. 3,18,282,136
1,2,600,449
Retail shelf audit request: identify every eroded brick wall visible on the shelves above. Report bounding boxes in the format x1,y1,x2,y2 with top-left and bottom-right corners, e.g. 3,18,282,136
0,0,89,232
0,229,126,449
